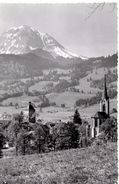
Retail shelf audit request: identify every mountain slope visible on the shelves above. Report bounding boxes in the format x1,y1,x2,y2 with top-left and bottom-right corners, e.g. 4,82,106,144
0,26,117,80
0,25,84,79
0,25,79,60
0,53,58,79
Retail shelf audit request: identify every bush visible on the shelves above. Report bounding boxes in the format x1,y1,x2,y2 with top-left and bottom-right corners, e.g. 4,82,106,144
101,117,117,142
40,96,50,107
111,108,117,114
50,102,56,106
61,104,65,108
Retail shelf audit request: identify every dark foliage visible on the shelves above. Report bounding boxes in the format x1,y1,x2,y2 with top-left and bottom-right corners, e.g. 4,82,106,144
0,130,5,158
101,116,117,142
111,108,117,114
73,109,82,125
67,122,79,148
40,98,50,107
34,123,49,153
16,130,36,155
54,80,71,93
14,120,81,155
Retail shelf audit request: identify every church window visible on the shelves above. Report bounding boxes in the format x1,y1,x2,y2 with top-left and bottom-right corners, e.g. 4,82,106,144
103,104,105,112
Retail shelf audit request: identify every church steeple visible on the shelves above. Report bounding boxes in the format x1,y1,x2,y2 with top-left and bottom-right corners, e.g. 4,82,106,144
100,74,110,116
103,74,109,100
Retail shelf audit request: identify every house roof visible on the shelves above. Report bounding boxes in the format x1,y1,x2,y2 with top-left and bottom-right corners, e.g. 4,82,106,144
92,111,109,119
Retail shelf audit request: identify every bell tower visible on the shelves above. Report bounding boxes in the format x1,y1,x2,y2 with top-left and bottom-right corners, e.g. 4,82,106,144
100,75,110,116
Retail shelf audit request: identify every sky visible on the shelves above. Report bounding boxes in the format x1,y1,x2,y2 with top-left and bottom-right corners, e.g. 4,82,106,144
0,3,117,57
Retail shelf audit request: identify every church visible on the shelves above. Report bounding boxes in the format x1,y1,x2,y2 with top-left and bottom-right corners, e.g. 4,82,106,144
90,75,110,138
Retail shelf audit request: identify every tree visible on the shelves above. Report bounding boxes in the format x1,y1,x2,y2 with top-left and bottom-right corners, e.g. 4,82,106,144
9,112,24,155
73,109,82,125
0,130,5,158
16,130,30,155
101,116,117,142
67,122,79,148
49,122,79,150
34,123,46,153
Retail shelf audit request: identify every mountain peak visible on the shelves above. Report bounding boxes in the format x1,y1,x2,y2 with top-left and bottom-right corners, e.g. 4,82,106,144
0,25,79,59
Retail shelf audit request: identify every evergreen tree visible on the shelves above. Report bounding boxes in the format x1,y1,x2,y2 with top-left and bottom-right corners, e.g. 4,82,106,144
12,112,24,155
73,109,82,125
16,130,29,155
67,122,79,148
35,124,46,153
0,130,5,158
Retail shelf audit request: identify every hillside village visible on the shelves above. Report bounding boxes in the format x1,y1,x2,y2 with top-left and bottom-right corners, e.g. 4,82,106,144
0,69,117,183
0,50,117,157
0,18,117,183
0,72,117,153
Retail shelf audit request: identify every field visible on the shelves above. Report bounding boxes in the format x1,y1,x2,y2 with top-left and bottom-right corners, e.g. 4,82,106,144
0,142,117,184
47,92,94,107
29,81,57,92
1,90,95,108
0,98,117,122
39,98,117,122
0,65,117,122
1,95,37,107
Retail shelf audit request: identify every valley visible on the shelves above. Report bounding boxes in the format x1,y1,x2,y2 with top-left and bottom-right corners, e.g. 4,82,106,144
0,26,117,124
0,56,117,123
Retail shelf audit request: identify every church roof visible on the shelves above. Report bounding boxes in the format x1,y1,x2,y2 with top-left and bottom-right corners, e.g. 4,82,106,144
92,111,109,119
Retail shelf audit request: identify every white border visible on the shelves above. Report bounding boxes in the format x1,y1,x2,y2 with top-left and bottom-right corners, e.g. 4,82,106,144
0,0,118,3
0,2,118,182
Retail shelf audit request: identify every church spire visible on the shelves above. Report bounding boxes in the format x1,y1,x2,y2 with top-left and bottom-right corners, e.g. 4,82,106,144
100,74,110,115
103,74,109,100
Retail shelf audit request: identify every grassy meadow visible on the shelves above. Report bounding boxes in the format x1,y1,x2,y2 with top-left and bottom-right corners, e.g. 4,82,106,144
0,142,117,184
